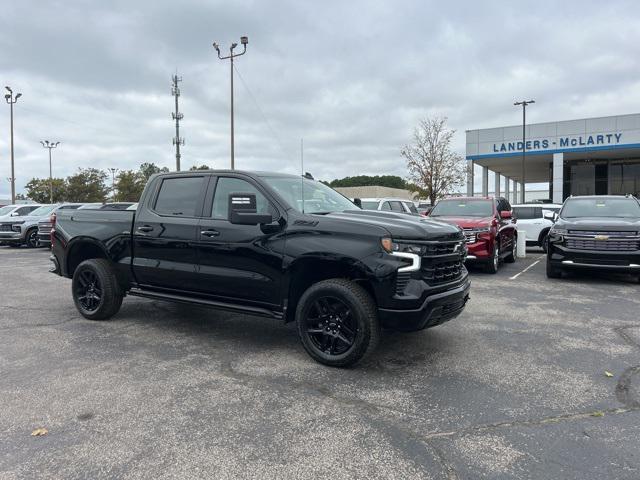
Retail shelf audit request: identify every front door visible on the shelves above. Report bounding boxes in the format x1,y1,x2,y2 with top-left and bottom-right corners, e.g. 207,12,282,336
195,175,286,309
132,174,208,292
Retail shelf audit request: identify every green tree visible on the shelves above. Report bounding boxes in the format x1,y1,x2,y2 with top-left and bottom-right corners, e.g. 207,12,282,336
115,170,146,202
139,162,169,181
24,178,67,203
328,175,407,189
65,168,110,202
189,164,211,170
402,116,466,204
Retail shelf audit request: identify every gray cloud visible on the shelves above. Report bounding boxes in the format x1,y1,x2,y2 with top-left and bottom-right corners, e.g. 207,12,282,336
1,0,639,196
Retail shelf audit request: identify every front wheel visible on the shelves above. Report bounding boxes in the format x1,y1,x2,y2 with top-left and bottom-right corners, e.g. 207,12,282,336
504,235,517,263
485,242,500,274
546,254,562,279
296,279,380,367
72,258,123,320
25,228,39,248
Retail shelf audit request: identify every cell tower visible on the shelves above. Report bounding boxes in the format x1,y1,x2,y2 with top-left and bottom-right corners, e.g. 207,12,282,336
171,74,184,171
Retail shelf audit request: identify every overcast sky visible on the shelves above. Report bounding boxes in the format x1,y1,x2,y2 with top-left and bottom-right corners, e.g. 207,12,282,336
1,0,640,197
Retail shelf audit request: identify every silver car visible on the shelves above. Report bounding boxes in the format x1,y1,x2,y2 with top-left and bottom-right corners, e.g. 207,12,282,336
0,204,50,247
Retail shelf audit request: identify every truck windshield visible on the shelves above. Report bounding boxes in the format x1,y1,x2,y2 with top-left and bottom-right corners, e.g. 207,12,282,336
561,197,640,218
28,205,57,217
430,199,494,217
0,206,15,216
262,176,359,214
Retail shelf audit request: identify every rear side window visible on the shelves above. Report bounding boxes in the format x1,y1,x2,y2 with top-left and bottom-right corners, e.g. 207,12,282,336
381,202,392,211
154,176,205,216
389,201,404,212
405,202,418,214
513,207,536,219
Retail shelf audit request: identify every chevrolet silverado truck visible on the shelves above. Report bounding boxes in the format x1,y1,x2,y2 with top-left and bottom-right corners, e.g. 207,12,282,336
428,196,517,273
50,170,470,367
546,195,640,280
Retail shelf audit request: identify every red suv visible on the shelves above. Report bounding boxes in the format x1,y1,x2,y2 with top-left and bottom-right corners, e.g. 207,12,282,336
428,197,517,273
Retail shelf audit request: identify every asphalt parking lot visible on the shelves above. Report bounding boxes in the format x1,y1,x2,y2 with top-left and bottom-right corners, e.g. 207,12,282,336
1,247,639,479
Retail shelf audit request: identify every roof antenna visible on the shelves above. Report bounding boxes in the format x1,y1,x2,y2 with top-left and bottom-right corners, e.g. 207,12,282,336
301,138,305,213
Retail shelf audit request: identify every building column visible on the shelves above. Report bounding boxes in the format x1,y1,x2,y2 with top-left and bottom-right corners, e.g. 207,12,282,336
513,182,518,204
552,152,564,203
466,161,474,197
494,172,501,197
481,166,489,197
504,176,510,200
520,181,525,204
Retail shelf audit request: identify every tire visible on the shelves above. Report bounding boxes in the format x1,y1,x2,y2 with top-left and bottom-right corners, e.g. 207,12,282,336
539,229,550,253
504,235,517,263
72,258,123,320
25,228,39,248
296,279,380,368
8,243,21,248
485,242,500,274
546,254,562,279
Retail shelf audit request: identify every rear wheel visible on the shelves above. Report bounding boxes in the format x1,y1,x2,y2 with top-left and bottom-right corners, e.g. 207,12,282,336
546,254,562,279
485,242,499,274
296,279,380,367
25,228,39,248
72,258,123,320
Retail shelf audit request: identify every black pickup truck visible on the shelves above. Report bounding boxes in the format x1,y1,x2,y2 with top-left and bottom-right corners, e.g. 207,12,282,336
51,170,470,366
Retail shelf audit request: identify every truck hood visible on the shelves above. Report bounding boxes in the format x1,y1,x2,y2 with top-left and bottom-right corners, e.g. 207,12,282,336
427,216,494,229
557,217,640,232
321,210,463,241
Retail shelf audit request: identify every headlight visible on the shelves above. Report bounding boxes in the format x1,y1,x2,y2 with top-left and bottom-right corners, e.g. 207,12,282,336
471,227,490,233
11,224,23,232
550,227,567,236
381,238,424,254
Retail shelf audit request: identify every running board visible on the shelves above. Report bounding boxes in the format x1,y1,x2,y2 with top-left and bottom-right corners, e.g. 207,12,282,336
128,287,283,320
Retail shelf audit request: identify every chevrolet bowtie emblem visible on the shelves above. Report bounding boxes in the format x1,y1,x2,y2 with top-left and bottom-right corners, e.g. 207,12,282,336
594,235,609,241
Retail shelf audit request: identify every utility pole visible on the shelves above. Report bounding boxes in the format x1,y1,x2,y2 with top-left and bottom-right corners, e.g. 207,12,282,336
514,99,535,204
40,140,60,203
5,86,22,204
108,167,119,201
213,36,249,170
171,74,184,171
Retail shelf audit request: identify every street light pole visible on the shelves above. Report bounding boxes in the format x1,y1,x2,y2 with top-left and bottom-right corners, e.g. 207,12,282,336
108,167,119,201
514,99,535,203
5,86,22,204
40,140,60,203
213,36,249,170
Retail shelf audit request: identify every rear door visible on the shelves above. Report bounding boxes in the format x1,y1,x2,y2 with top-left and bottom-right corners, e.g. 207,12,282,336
132,174,208,292
195,175,285,309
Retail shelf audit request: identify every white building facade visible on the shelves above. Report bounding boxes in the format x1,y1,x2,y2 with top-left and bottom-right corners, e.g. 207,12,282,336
466,113,640,203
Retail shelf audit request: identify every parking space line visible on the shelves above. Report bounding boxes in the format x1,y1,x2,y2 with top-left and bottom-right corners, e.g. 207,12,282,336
509,258,542,280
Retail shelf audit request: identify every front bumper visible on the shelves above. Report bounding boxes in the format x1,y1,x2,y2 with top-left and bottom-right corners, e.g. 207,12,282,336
548,241,640,272
378,277,471,331
37,233,51,245
0,232,23,243
465,240,492,263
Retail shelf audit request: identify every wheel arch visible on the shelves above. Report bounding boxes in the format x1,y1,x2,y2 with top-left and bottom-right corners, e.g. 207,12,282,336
65,237,111,278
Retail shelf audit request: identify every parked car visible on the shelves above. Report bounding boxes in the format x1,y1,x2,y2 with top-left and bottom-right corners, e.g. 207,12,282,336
546,195,640,281
416,202,433,217
77,202,136,210
0,204,45,247
50,170,470,367
359,198,419,215
428,196,517,273
512,204,562,252
37,204,85,247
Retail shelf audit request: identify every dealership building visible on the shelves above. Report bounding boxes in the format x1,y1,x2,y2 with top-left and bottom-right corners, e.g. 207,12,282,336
466,113,640,203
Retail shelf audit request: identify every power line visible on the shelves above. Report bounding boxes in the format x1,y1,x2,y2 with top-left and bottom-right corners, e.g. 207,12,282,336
232,64,295,163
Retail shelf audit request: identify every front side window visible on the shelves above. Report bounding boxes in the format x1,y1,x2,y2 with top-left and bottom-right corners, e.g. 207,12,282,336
561,197,640,218
211,177,271,220
27,205,57,217
405,202,418,214
381,202,391,211
430,199,494,217
16,206,38,215
389,201,404,212
154,176,205,216
360,201,379,210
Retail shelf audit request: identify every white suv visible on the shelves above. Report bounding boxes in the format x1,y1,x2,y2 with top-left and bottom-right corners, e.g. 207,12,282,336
512,204,562,251
359,198,419,215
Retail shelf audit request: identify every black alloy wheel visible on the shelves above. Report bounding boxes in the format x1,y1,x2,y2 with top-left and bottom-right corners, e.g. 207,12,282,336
304,296,357,356
75,269,103,312
25,228,39,248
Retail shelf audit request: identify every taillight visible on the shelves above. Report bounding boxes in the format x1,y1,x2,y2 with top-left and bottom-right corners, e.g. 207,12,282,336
50,213,57,246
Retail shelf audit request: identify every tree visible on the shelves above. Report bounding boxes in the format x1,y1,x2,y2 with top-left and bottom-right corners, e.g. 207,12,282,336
328,175,407,189
401,117,466,204
139,162,169,181
65,168,110,203
24,178,67,203
115,170,146,202
189,164,211,171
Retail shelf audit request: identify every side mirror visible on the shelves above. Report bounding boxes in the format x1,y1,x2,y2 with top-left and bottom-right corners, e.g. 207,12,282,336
10,212,20,217
543,211,554,221
228,192,273,225
500,210,512,219
353,198,362,208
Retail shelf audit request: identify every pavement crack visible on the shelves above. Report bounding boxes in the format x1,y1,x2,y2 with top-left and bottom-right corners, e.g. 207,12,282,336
614,326,640,349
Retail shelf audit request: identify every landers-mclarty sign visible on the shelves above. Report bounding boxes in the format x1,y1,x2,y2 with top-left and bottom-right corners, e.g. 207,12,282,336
493,133,623,153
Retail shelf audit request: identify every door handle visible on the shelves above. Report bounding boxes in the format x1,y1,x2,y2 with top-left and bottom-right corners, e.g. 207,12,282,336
201,229,220,237
137,225,154,233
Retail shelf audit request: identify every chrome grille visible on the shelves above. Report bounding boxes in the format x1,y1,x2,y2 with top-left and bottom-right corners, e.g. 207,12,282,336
568,230,638,236
0,224,12,232
566,238,639,252
463,229,476,244
38,222,52,235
